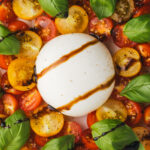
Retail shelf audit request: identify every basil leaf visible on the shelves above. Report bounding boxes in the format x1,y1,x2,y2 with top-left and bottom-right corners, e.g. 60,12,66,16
121,74,150,103
0,25,20,55
42,135,75,150
0,110,30,150
91,119,144,150
90,0,117,20
123,14,150,43
38,0,68,18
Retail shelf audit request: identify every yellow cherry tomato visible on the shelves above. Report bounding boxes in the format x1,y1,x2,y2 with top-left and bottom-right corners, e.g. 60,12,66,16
16,31,42,60
96,99,127,122
55,5,88,34
30,110,64,137
13,0,43,20
113,48,142,77
8,58,36,91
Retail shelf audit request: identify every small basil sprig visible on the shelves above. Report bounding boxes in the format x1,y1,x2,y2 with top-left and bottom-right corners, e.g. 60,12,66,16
0,110,30,150
121,74,150,103
123,14,150,43
38,0,68,18
42,135,75,150
90,0,117,20
0,25,20,55
91,119,144,150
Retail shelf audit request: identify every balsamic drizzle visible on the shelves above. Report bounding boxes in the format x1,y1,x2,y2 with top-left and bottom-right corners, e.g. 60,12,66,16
93,122,125,141
47,105,60,112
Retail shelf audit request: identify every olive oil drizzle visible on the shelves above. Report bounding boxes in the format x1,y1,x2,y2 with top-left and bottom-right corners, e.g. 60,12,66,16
37,39,99,79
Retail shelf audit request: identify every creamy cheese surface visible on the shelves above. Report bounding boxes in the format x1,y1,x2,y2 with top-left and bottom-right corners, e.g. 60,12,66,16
36,33,115,117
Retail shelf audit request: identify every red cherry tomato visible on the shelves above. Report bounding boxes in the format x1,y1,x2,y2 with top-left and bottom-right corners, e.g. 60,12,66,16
112,24,137,48
34,134,49,147
2,94,18,115
19,88,42,112
89,17,114,41
34,15,57,42
144,105,150,126
87,111,98,128
8,20,29,32
81,129,98,150
124,100,142,126
0,0,16,23
0,55,12,70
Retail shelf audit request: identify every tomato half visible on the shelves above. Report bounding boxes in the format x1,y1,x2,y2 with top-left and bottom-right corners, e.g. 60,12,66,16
0,55,12,70
8,20,29,32
112,24,137,48
34,134,49,146
87,111,98,128
81,129,98,149
2,94,18,115
144,105,150,126
19,88,42,112
34,15,57,43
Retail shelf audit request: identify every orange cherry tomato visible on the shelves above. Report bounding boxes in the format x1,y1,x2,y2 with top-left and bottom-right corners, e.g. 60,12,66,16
19,88,42,112
87,111,98,128
2,94,18,115
8,20,29,32
34,15,57,43
112,24,137,48
0,55,12,70
34,134,49,146
144,105,150,126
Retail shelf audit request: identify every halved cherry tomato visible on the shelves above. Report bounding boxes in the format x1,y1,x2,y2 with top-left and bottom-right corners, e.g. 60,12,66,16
124,100,142,126
30,110,64,137
0,55,12,70
55,5,88,34
8,58,36,91
144,105,150,126
113,48,141,77
81,129,98,149
112,24,137,48
89,17,114,41
19,88,42,112
16,31,42,60
87,111,98,128
34,15,57,42
96,99,127,122
34,134,49,146
13,0,43,20
134,0,150,6
8,20,29,32
59,121,82,143
2,94,18,115
0,0,16,23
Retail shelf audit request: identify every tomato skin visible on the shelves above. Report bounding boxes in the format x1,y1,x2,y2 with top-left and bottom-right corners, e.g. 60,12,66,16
34,134,49,146
19,88,42,112
112,24,137,48
8,20,29,32
0,55,12,70
34,15,57,42
144,106,150,126
87,111,97,128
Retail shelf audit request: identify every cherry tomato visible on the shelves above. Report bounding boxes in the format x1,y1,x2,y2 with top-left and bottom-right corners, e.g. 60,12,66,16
19,88,42,112
0,99,4,114
89,17,114,41
2,94,18,115
34,134,49,146
0,0,16,23
34,15,57,42
81,129,98,149
124,100,142,126
60,121,82,143
87,111,98,128
8,20,29,32
112,24,137,48
0,55,12,70
144,105,150,126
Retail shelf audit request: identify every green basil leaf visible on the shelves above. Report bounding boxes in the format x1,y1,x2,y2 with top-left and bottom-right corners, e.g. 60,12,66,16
90,0,117,20
38,0,68,18
91,119,144,150
0,25,20,55
42,135,75,150
123,14,150,43
121,74,150,103
0,110,30,150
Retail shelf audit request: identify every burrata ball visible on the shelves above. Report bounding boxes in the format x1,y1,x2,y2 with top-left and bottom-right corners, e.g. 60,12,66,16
36,33,115,117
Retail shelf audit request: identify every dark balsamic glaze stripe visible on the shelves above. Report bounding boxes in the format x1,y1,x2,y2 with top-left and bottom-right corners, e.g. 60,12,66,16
93,122,125,141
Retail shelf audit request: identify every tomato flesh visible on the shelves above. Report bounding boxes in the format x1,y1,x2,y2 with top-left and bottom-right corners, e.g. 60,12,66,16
144,105,150,126
34,134,49,146
87,111,97,128
0,55,12,70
